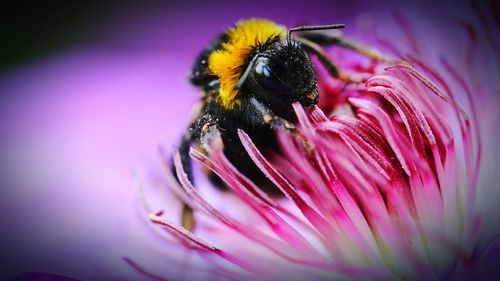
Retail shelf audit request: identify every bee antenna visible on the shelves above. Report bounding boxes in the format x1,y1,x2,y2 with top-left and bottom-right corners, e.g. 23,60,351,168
287,23,345,45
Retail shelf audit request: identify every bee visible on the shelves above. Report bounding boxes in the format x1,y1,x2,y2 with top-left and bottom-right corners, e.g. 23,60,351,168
175,18,389,230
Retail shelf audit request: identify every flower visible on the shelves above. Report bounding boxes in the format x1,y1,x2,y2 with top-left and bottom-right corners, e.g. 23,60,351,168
140,4,499,281
0,1,498,280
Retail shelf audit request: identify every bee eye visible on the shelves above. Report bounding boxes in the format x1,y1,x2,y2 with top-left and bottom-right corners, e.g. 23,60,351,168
253,57,285,93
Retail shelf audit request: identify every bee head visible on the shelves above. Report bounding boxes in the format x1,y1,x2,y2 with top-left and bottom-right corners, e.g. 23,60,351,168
239,39,319,118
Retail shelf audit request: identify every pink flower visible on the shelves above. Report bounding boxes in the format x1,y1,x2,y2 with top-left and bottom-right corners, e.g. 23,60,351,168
140,6,499,281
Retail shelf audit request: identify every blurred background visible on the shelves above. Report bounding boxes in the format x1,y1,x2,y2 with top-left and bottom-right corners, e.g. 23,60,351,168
0,0,497,280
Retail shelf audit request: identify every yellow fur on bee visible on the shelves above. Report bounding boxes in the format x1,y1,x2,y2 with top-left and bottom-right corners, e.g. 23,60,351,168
208,19,286,110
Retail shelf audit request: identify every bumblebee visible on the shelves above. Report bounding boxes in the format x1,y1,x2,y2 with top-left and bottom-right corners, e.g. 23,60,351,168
175,19,389,230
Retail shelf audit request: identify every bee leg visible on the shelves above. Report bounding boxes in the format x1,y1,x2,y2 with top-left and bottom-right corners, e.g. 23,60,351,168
248,98,313,155
297,33,395,63
175,103,215,231
176,108,219,231
176,130,196,231
297,37,362,83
